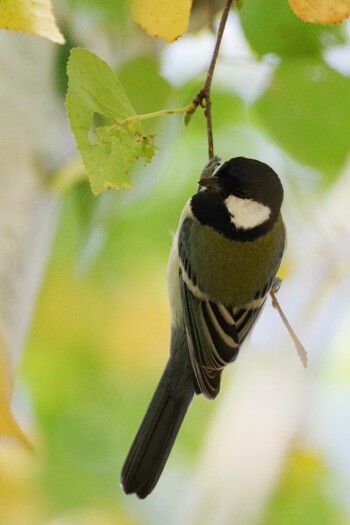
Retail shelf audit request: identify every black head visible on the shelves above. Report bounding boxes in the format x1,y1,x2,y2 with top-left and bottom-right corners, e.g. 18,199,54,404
191,157,284,241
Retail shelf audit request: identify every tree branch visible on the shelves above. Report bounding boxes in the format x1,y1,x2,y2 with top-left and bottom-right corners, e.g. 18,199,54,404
270,288,308,368
192,0,234,159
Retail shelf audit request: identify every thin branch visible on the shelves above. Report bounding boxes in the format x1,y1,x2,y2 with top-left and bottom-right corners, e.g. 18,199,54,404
192,0,234,159
270,289,308,368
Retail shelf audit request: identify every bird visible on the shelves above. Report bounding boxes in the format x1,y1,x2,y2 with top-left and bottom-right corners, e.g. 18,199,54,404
120,155,286,498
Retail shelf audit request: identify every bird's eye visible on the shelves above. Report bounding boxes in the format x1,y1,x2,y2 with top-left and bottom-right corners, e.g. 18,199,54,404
238,189,249,199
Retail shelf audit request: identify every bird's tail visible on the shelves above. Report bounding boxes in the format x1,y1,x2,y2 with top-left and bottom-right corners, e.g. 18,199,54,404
120,356,194,498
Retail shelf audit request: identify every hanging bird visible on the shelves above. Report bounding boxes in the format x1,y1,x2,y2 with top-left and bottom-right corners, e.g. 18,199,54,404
121,156,285,498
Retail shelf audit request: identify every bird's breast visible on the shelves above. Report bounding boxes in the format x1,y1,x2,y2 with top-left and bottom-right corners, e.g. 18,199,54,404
187,216,285,307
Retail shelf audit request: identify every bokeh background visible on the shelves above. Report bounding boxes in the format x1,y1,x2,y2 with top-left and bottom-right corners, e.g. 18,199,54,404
1,1,350,524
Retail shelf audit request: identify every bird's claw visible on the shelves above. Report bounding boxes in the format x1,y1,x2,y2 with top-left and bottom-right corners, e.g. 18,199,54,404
271,277,282,294
201,156,221,179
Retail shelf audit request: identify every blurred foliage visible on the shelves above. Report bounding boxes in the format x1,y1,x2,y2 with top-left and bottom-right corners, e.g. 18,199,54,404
240,0,350,181
64,0,130,25
253,59,350,179
260,449,345,525
239,0,345,58
118,56,172,131
1,0,349,523
54,25,79,97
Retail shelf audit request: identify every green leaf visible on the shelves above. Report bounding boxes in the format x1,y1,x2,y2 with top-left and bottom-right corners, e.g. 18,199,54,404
66,47,156,195
253,59,350,180
239,0,345,58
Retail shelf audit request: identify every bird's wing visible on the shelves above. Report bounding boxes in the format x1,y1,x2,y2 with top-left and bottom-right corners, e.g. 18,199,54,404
178,218,273,399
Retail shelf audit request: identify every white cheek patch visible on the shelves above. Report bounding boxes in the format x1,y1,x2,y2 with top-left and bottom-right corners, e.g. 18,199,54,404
224,195,271,230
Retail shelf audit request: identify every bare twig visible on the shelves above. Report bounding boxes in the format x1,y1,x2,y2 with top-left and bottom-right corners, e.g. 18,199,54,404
192,0,234,159
270,289,308,368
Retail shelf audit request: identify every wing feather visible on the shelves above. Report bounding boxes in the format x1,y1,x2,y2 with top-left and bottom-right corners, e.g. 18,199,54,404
178,218,278,399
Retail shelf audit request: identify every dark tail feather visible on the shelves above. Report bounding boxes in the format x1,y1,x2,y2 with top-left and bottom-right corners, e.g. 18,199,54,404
120,358,194,498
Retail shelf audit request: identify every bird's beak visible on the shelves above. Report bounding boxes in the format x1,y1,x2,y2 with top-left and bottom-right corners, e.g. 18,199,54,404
198,174,222,192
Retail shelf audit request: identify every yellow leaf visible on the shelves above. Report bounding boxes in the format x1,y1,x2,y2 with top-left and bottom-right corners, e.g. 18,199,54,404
0,0,65,44
131,0,192,43
289,0,350,24
0,335,28,444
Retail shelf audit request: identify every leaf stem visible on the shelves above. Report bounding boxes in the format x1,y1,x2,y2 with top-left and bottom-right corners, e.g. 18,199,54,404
116,103,196,127
192,0,234,159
